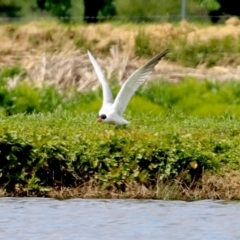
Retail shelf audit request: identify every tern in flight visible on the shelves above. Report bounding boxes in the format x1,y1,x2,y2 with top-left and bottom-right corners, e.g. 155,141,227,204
87,49,168,125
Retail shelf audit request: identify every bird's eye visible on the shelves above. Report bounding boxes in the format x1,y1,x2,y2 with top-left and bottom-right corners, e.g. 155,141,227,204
100,114,107,119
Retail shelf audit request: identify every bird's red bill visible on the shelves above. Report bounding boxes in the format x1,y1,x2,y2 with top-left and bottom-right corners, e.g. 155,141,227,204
97,118,102,122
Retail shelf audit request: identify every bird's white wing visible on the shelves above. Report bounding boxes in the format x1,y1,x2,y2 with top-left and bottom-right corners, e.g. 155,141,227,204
87,51,114,104
113,49,168,115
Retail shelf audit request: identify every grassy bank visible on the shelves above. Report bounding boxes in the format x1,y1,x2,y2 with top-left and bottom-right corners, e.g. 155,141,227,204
1,21,240,200
0,74,240,200
1,20,240,70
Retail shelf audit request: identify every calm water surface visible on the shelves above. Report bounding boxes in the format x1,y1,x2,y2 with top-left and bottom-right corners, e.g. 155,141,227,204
0,198,240,240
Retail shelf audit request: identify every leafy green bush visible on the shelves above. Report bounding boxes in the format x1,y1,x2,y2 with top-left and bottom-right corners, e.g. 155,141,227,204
0,114,220,192
99,0,117,19
115,0,208,22
36,0,72,23
115,0,182,22
199,0,220,10
0,72,240,195
1,108,240,195
137,78,240,117
0,2,21,18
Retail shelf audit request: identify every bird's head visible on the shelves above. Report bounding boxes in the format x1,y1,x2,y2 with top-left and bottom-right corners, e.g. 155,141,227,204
97,114,107,123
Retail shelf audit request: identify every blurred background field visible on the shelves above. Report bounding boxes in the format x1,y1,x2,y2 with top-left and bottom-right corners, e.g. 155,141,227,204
1,0,240,91
0,18,240,118
0,0,220,23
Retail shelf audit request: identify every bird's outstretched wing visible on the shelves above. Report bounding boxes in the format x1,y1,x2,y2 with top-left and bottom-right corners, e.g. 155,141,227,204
87,51,114,104
113,49,168,115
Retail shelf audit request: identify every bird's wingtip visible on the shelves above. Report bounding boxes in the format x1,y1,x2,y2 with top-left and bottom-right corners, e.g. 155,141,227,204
159,48,169,58
163,48,169,54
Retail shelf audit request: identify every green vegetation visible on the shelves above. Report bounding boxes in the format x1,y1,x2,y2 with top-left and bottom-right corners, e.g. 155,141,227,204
137,78,240,117
133,27,240,67
1,66,240,199
2,111,239,195
167,35,240,67
113,0,217,22
0,0,215,23
134,29,152,57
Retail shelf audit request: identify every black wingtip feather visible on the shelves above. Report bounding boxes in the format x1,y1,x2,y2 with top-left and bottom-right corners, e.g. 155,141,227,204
144,49,168,69
155,49,168,60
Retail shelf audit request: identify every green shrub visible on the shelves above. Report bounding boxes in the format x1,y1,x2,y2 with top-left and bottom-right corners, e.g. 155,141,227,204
0,2,21,18
138,78,240,117
0,75,239,194
115,0,182,22
99,0,117,19
36,0,72,23
1,109,240,194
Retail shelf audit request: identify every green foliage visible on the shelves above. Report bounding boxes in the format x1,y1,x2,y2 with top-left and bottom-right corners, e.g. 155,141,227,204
0,1,21,18
0,65,24,78
2,83,65,115
99,0,117,19
36,0,72,23
1,67,240,118
138,78,240,117
0,70,240,195
133,28,240,68
0,108,240,194
199,0,220,10
115,0,182,22
115,0,209,22
0,0,221,23
73,34,98,51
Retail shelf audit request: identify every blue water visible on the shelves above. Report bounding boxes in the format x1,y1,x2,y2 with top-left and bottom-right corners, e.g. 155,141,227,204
0,198,240,240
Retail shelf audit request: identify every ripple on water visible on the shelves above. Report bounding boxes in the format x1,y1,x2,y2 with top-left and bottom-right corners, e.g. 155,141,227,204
0,198,240,240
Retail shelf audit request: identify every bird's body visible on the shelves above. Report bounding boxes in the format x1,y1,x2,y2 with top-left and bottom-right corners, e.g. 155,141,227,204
88,49,168,125
98,103,130,125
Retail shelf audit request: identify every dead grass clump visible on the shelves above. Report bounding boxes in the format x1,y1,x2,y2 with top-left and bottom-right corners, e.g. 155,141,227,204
1,170,240,200
0,188,6,197
196,170,240,200
48,181,156,200
5,49,240,93
2,21,240,91
28,51,96,91
187,24,240,43
1,21,240,59
225,16,240,26
172,170,240,201
26,45,136,91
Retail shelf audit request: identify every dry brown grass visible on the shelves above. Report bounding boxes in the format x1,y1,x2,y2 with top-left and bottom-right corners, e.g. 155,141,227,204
25,50,240,91
26,45,134,91
48,181,156,200
1,170,240,200
0,188,6,197
1,21,240,91
194,170,240,200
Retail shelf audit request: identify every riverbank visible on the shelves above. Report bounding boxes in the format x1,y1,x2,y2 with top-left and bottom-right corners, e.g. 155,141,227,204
2,170,239,200
0,21,240,200
0,97,240,200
